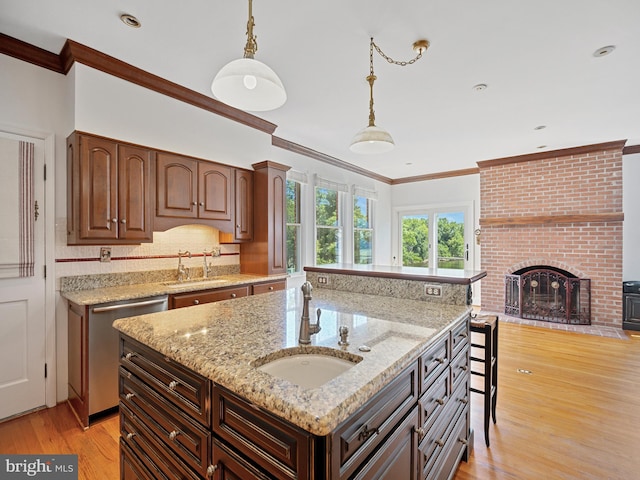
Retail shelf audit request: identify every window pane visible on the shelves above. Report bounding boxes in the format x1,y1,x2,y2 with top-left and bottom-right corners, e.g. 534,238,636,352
354,229,372,264
286,224,301,274
286,180,300,223
316,227,340,264
354,196,370,228
316,188,338,227
402,215,429,267
436,212,465,270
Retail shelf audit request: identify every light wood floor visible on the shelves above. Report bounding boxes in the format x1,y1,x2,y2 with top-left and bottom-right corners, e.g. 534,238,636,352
1,322,639,480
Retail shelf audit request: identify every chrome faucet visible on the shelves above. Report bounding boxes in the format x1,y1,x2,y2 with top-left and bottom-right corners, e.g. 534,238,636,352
202,249,214,278
177,250,191,282
299,281,321,344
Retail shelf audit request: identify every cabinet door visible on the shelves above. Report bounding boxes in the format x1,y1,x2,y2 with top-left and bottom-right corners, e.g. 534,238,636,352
118,145,153,241
68,302,89,428
156,153,198,218
199,162,233,220
234,169,253,240
79,135,118,240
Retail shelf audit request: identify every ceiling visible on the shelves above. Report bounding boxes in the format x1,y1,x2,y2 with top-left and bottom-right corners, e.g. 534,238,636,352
1,0,639,180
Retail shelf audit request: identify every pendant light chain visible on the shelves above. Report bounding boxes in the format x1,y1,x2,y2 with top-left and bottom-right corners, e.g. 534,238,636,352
243,0,258,59
371,39,426,66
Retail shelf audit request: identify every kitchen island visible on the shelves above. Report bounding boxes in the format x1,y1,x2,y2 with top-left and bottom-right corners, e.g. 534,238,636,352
114,285,473,479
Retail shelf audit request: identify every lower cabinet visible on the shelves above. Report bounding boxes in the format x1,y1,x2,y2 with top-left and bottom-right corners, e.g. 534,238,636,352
169,280,287,309
118,315,470,480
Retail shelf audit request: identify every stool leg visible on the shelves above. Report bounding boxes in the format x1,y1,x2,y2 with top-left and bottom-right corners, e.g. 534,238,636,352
483,323,492,447
492,320,498,424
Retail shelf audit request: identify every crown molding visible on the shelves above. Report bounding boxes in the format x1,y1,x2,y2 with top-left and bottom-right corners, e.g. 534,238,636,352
0,33,63,73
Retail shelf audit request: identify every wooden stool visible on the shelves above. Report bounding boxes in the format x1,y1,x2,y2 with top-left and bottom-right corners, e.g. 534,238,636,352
469,314,498,447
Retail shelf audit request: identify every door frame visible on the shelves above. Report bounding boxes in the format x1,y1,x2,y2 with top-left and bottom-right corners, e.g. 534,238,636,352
392,201,475,270
1,123,56,409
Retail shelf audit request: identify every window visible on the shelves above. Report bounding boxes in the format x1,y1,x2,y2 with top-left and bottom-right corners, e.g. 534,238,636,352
315,185,342,264
286,179,302,274
399,204,471,270
354,194,374,264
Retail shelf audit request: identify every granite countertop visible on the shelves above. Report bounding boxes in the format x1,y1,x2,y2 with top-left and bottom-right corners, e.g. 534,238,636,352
113,287,470,436
61,273,288,305
304,264,487,284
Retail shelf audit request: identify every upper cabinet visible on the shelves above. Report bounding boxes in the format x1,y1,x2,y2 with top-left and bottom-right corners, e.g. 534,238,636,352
220,168,254,243
67,132,153,245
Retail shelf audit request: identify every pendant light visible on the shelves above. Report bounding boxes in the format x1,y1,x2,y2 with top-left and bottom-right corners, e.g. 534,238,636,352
211,0,286,112
350,38,429,154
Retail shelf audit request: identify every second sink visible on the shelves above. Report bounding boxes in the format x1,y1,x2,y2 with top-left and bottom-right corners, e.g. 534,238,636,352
255,348,363,389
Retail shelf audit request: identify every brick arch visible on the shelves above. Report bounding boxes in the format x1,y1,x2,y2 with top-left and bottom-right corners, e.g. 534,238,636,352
504,258,589,279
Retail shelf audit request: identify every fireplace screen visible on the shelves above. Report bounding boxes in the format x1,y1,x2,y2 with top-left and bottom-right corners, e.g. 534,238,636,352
505,268,591,324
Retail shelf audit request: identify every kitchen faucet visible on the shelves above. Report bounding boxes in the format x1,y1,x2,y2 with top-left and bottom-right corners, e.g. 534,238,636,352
177,250,191,282
202,249,214,278
299,281,321,344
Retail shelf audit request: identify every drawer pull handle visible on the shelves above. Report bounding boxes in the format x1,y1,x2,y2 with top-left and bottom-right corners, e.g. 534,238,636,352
436,357,445,364
435,439,445,447
125,393,135,400
169,380,179,390
268,286,274,291
436,398,444,405
460,332,468,338
126,432,136,440
168,430,181,441
357,424,379,442
206,464,218,477
414,426,426,437
459,397,469,405
230,293,237,298
193,299,200,305
459,365,468,371
125,352,136,360
459,437,469,446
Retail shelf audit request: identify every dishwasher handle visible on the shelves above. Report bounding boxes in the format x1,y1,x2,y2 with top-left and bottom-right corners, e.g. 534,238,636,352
92,297,167,313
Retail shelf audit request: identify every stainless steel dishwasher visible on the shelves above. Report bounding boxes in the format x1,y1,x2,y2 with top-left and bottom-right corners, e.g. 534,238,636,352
87,295,168,418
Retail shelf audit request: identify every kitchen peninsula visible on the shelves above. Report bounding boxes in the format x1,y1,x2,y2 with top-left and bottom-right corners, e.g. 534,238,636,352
113,266,485,479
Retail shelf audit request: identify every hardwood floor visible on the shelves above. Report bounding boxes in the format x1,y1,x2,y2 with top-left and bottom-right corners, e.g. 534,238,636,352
1,322,639,480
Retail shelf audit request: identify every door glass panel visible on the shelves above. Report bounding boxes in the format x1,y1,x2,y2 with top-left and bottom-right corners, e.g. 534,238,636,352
436,212,465,270
401,214,429,267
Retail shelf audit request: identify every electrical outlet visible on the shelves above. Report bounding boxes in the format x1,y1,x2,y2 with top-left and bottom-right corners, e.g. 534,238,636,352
317,275,329,285
100,247,111,263
425,284,442,297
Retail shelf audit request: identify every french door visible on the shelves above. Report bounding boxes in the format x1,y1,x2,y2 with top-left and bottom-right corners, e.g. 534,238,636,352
397,203,473,271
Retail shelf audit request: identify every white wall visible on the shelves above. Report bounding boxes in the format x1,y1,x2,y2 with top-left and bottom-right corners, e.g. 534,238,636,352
623,153,640,281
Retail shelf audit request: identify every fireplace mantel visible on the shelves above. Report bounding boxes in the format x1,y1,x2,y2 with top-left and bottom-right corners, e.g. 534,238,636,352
479,212,624,227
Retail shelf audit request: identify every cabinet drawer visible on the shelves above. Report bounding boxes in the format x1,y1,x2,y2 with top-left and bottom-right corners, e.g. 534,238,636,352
331,362,419,479
419,333,449,395
451,317,470,360
212,439,272,480
418,379,469,480
252,280,286,295
120,371,211,477
171,286,249,309
120,335,211,427
120,404,201,480
213,385,311,480
450,344,469,393
121,438,154,480
432,408,469,480
418,371,450,438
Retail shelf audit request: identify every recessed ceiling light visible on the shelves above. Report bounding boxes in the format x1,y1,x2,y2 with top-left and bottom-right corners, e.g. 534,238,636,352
593,45,615,57
534,125,546,130
472,83,488,92
120,14,141,28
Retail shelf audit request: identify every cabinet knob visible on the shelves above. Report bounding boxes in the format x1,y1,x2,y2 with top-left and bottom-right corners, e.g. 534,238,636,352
125,393,135,400
111,218,117,223
121,218,127,224
168,430,181,441
236,224,240,228
436,357,445,364
125,352,136,360
199,202,204,206
168,380,179,390
436,398,444,405
126,432,136,440
206,465,218,477
435,439,445,447
191,201,197,206
268,286,274,291
230,293,237,298
193,299,200,305
414,426,426,437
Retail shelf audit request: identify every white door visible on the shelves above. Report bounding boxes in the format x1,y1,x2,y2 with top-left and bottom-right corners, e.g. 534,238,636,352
0,131,46,420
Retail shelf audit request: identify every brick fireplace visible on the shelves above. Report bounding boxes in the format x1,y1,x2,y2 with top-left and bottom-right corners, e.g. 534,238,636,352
478,140,625,328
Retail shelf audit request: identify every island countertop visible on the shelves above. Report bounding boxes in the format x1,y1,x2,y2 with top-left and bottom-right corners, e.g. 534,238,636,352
113,287,470,436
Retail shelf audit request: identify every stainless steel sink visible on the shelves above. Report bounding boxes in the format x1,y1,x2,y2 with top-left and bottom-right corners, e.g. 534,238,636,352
255,348,363,389
163,279,227,289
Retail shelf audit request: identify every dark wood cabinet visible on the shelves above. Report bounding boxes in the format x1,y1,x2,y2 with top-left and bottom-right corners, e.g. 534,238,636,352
233,169,253,241
170,285,250,309
252,279,287,295
155,152,234,231
118,316,470,480
240,161,290,275
67,132,153,244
